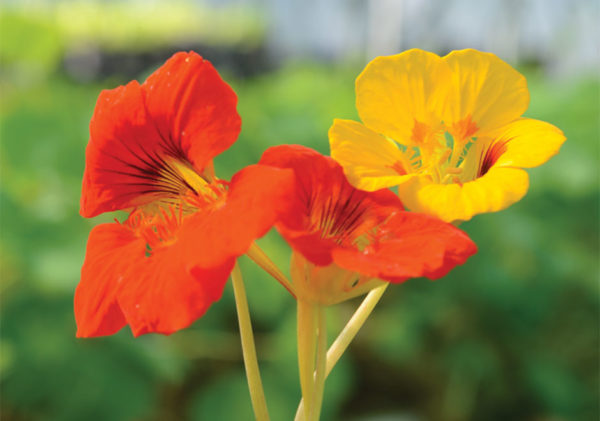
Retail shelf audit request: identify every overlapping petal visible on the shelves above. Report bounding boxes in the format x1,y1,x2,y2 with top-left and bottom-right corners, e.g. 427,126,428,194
260,145,476,287
330,48,564,223
329,119,416,191
81,51,240,218
356,49,450,146
184,164,295,267
259,144,402,266
443,49,529,139
75,164,293,337
77,50,295,337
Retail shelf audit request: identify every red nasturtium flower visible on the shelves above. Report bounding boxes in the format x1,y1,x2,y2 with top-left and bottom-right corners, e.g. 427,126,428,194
75,52,293,337
259,145,478,305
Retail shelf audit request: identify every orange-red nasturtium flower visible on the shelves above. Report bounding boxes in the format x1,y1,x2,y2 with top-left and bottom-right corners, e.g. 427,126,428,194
259,145,477,305
330,49,566,223
75,52,293,337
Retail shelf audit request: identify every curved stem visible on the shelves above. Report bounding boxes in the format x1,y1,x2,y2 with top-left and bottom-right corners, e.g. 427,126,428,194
231,262,270,421
294,283,389,419
325,283,388,376
246,242,296,298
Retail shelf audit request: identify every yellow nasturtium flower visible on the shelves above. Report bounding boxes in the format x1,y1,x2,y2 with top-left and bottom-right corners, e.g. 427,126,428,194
329,49,566,223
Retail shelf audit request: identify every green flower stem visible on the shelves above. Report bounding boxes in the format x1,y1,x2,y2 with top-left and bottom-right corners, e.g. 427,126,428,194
311,306,327,421
231,262,270,421
246,242,295,297
297,299,318,421
325,283,388,376
294,283,389,419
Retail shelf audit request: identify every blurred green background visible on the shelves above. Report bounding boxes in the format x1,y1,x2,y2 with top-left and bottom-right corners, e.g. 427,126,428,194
1,1,598,420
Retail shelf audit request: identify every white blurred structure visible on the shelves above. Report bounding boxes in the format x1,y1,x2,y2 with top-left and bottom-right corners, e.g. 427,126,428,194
255,0,599,76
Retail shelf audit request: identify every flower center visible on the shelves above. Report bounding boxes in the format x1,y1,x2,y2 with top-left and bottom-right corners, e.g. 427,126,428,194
122,159,228,256
390,117,480,185
124,207,182,256
308,185,371,245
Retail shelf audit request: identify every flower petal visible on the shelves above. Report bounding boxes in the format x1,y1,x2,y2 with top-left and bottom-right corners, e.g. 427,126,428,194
82,80,168,217
118,164,295,335
486,118,566,169
397,167,530,223
81,52,241,218
333,212,477,282
184,164,296,267
443,49,529,138
76,218,236,337
259,145,403,265
329,119,417,191
356,49,451,146
142,51,241,172
116,242,234,337
75,223,137,337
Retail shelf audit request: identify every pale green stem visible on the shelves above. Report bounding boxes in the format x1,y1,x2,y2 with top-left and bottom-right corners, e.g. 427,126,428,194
246,242,295,297
325,283,388,376
311,306,327,421
294,283,389,419
231,262,270,421
297,299,318,421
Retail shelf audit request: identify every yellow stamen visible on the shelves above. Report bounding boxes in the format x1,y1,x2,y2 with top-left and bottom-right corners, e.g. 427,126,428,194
167,159,214,196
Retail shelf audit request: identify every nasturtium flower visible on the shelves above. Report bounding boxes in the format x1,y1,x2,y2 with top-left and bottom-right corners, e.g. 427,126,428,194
259,145,477,305
330,48,566,223
75,52,293,337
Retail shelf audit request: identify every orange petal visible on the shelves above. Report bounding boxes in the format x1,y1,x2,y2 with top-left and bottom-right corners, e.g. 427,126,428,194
82,81,166,217
183,164,296,267
142,52,241,172
333,211,477,282
259,145,402,265
75,223,138,337
81,52,241,218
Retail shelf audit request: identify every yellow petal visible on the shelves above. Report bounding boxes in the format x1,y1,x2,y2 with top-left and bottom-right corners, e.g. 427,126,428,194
488,118,566,169
356,49,451,146
397,167,530,223
443,49,529,139
329,119,415,191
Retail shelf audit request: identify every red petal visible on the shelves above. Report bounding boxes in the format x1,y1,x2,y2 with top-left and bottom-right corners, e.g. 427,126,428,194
259,145,402,265
182,164,296,267
332,212,477,283
116,245,234,337
142,51,241,172
75,224,136,337
81,51,241,218
81,81,169,217
76,218,236,337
